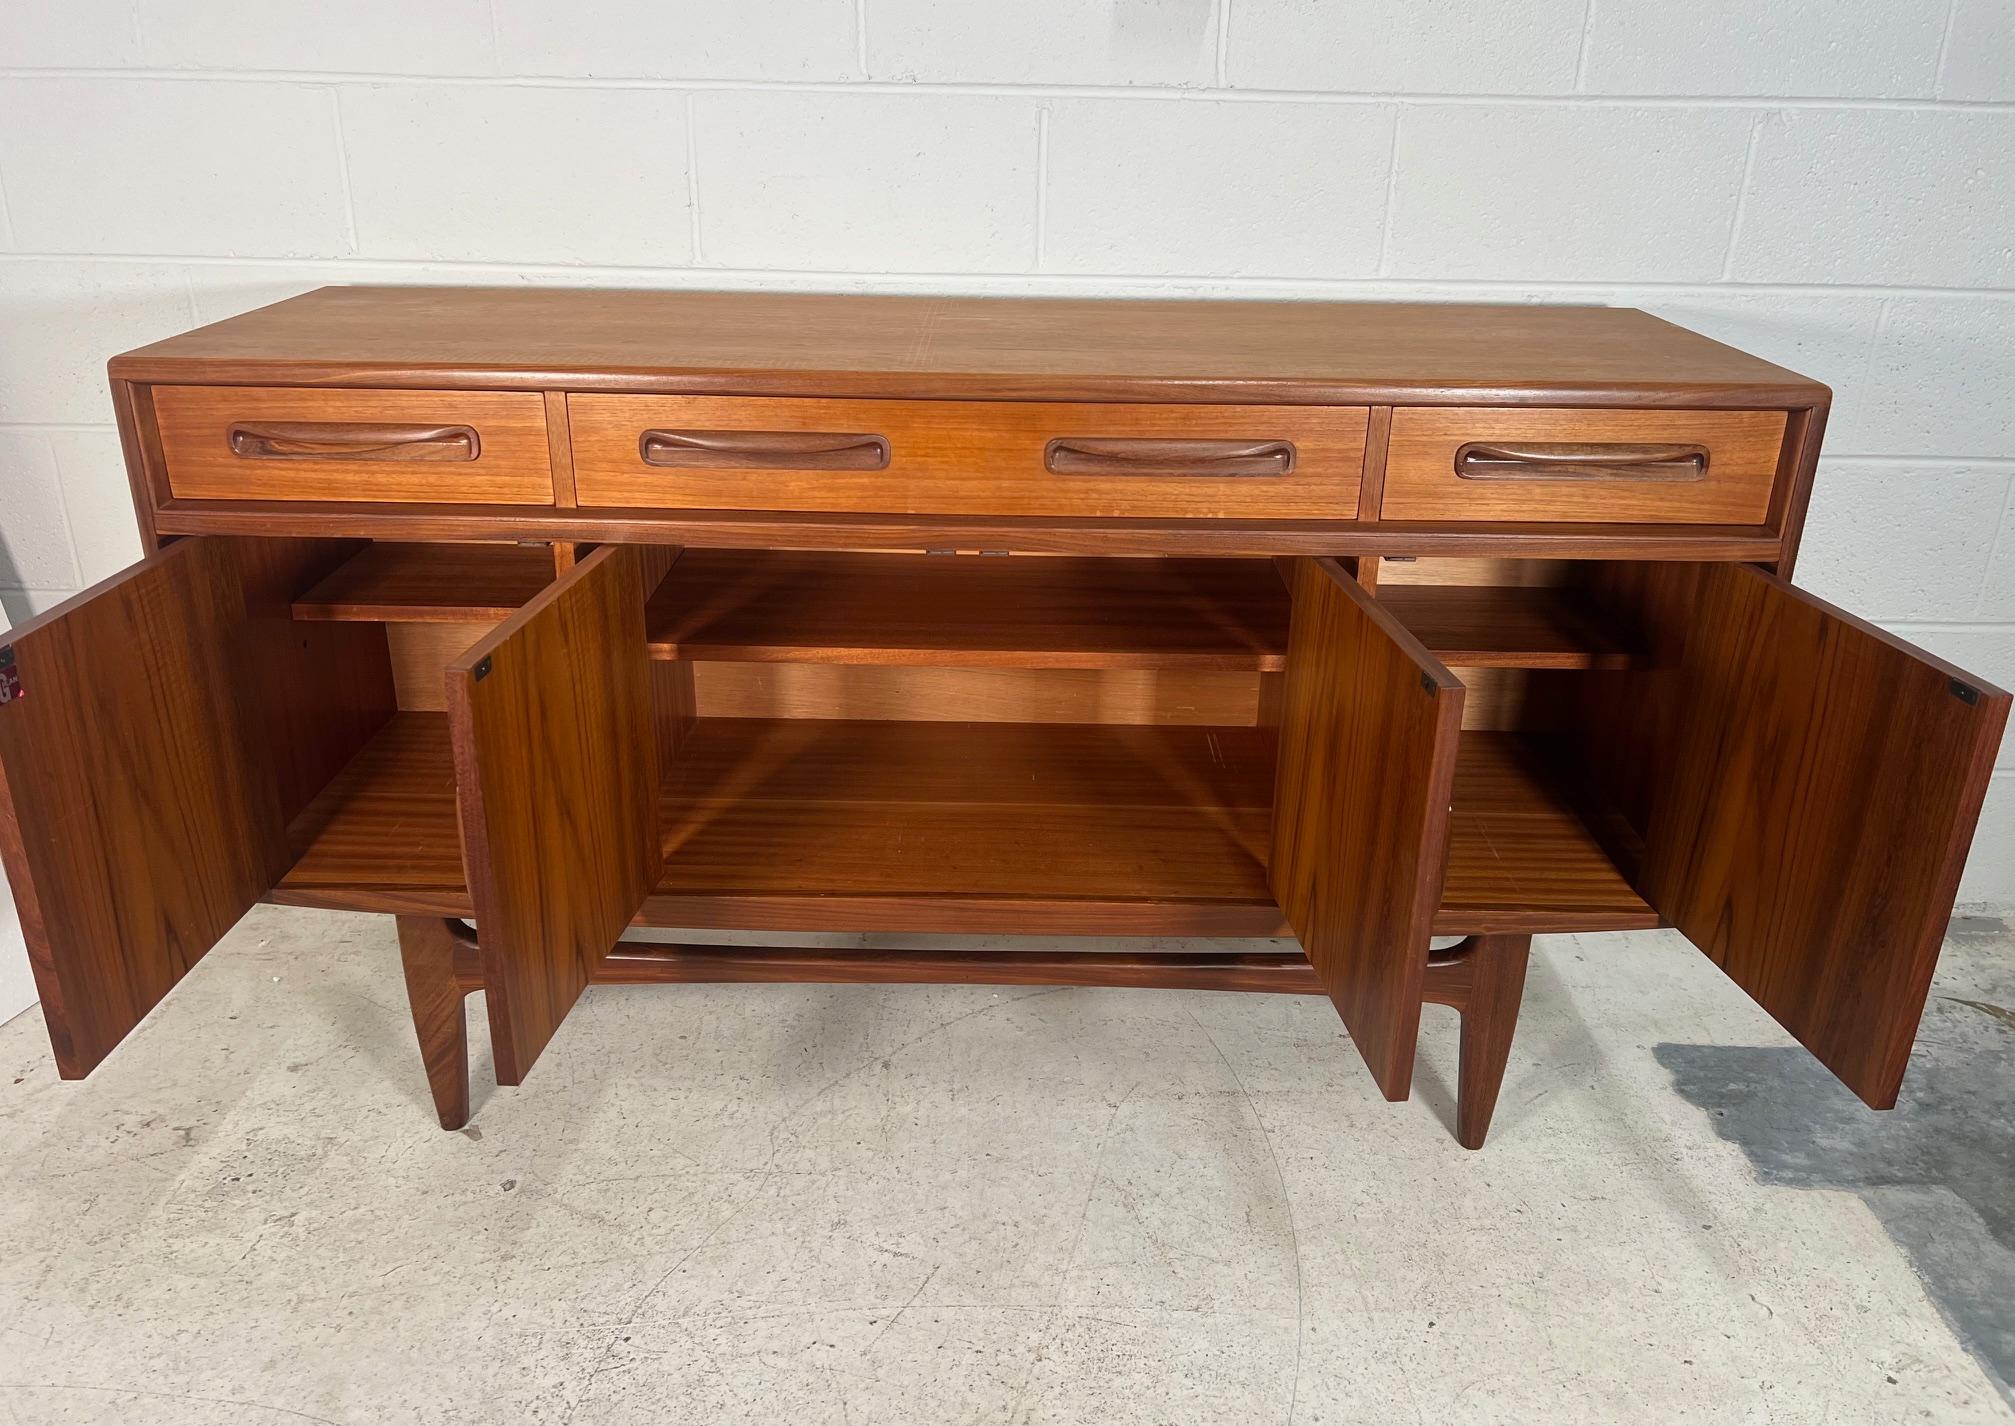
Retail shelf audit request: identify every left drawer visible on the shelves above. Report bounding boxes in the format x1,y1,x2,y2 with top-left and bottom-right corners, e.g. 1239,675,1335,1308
153,386,555,504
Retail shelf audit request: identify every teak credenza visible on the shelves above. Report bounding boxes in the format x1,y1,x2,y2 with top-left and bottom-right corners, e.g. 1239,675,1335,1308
0,287,2005,1149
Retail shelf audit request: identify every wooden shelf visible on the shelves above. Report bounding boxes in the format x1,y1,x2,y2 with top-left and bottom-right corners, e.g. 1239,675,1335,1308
1439,734,1656,934
293,542,553,623
1380,584,1644,670
293,547,1646,677
276,713,469,914
645,718,1283,933
273,715,1654,937
645,550,1290,670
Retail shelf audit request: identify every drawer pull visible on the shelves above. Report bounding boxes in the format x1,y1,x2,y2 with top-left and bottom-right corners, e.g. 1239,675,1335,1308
1045,437,1296,477
639,428,891,471
228,421,481,462
1454,441,1708,483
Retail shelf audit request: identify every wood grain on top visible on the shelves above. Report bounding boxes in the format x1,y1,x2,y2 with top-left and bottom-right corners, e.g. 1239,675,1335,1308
111,286,1826,406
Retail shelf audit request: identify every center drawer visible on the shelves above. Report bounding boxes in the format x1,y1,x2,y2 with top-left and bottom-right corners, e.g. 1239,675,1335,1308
567,395,1368,519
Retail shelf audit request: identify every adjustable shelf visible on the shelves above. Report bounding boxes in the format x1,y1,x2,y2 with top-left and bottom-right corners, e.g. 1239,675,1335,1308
293,541,554,623
645,549,1291,670
1378,585,1645,670
270,714,1655,936
289,544,1647,676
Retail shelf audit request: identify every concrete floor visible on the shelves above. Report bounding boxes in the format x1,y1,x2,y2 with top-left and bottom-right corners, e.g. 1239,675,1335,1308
0,908,2011,1425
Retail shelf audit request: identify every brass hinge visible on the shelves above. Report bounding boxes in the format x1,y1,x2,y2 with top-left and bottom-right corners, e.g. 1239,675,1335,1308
0,645,19,705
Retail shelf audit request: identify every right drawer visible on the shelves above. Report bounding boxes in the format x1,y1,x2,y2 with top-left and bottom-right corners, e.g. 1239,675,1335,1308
1381,408,1788,524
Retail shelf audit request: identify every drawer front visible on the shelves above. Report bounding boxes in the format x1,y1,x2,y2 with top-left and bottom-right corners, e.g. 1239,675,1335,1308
155,386,554,504
569,396,1366,519
1381,408,1787,524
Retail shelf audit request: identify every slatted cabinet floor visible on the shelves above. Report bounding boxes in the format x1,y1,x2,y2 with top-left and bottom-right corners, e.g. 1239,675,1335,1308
270,711,1655,934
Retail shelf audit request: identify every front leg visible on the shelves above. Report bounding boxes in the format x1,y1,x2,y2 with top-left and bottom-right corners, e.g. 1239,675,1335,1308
1422,933,1533,1149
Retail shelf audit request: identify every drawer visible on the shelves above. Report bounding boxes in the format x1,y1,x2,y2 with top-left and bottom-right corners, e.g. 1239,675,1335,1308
154,386,554,504
1380,408,1787,524
568,395,1366,519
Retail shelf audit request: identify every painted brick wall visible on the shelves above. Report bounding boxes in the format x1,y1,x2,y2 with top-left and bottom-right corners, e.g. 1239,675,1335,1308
2,1,2012,1013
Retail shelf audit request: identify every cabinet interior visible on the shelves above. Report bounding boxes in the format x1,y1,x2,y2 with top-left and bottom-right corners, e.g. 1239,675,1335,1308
271,541,1668,936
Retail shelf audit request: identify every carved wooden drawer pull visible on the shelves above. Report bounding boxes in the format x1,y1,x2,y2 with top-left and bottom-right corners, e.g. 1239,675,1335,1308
1453,441,1708,482
638,428,891,471
1045,437,1297,477
228,421,481,462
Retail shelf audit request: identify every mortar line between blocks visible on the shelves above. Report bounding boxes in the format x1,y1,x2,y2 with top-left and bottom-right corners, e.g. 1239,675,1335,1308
6,69,2015,114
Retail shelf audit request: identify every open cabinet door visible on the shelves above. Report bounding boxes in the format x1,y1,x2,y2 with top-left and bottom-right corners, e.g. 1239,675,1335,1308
448,545,663,1085
0,542,273,1073
0,538,390,1078
1271,558,1466,1100
1644,563,2010,1108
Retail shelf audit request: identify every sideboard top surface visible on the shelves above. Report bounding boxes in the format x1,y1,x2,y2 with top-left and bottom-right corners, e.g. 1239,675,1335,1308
111,286,1827,407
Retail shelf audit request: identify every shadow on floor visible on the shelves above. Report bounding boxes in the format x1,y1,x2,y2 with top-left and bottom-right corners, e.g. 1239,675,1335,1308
1657,972,2015,1405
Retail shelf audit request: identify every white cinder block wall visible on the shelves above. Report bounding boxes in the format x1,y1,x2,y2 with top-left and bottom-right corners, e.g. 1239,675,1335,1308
1,1,2013,1015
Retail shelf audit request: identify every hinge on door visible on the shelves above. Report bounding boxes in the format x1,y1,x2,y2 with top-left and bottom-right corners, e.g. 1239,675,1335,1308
1950,677,1981,706
1420,670,1436,694
473,655,494,682
0,645,19,705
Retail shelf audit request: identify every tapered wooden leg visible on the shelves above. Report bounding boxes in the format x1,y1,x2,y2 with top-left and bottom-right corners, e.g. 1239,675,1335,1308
397,916,471,1130
1454,933,1531,1149
1422,933,1533,1150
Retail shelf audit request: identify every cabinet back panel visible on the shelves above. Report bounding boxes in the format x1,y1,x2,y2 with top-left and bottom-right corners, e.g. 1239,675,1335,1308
389,621,497,711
